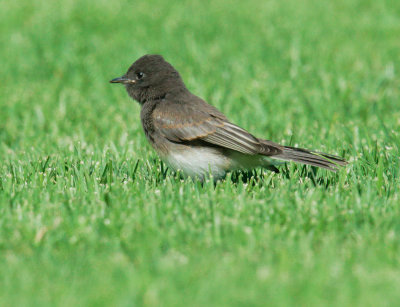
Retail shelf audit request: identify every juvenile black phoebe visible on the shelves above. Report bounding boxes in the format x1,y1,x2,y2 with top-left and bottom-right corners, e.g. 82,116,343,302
110,55,346,180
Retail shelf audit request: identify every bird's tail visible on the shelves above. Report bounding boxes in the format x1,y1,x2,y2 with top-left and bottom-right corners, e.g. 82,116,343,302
260,140,347,171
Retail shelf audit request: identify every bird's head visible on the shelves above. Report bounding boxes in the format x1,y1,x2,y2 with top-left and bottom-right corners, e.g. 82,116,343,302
110,54,185,104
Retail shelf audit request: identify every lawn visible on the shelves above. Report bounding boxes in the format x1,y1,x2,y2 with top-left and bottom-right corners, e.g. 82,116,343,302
1,0,399,305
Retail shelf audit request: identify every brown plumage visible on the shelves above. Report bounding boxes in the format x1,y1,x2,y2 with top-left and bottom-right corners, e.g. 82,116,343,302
110,54,347,180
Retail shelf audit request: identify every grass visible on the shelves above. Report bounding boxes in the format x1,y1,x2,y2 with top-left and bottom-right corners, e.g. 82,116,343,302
0,0,400,305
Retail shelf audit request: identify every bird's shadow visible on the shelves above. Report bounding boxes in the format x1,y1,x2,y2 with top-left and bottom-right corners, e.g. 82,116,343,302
217,165,339,189
154,160,338,189
280,164,339,189
229,169,266,185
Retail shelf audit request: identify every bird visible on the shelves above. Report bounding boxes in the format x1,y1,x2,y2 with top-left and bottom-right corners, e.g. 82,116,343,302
110,54,347,181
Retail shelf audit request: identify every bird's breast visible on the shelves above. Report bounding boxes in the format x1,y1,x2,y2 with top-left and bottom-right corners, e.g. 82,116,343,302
163,145,232,180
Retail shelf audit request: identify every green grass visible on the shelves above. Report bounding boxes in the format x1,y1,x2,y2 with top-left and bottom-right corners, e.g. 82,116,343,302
1,0,400,305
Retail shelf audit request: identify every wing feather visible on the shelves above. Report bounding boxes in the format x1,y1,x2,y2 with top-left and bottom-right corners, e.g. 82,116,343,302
152,99,281,156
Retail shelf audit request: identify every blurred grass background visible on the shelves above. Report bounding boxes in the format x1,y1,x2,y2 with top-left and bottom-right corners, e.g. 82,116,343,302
0,0,399,306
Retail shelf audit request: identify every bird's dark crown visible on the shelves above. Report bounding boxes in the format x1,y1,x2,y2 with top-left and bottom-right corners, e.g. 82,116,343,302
111,54,187,104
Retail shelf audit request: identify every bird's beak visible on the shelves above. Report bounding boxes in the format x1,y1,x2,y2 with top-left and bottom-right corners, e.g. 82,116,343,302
109,76,136,84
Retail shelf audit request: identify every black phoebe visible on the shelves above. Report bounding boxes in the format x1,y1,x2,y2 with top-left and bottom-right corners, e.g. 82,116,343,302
110,55,346,180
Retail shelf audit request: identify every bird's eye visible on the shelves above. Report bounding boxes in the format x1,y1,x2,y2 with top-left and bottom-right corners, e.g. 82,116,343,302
136,72,144,80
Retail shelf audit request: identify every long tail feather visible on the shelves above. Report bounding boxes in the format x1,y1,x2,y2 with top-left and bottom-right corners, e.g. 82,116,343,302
258,139,347,171
276,145,347,171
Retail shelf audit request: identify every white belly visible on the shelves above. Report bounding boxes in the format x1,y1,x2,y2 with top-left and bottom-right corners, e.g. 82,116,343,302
164,147,231,180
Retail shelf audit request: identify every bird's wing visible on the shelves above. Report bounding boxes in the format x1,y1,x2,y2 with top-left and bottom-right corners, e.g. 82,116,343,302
152,101,281,156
